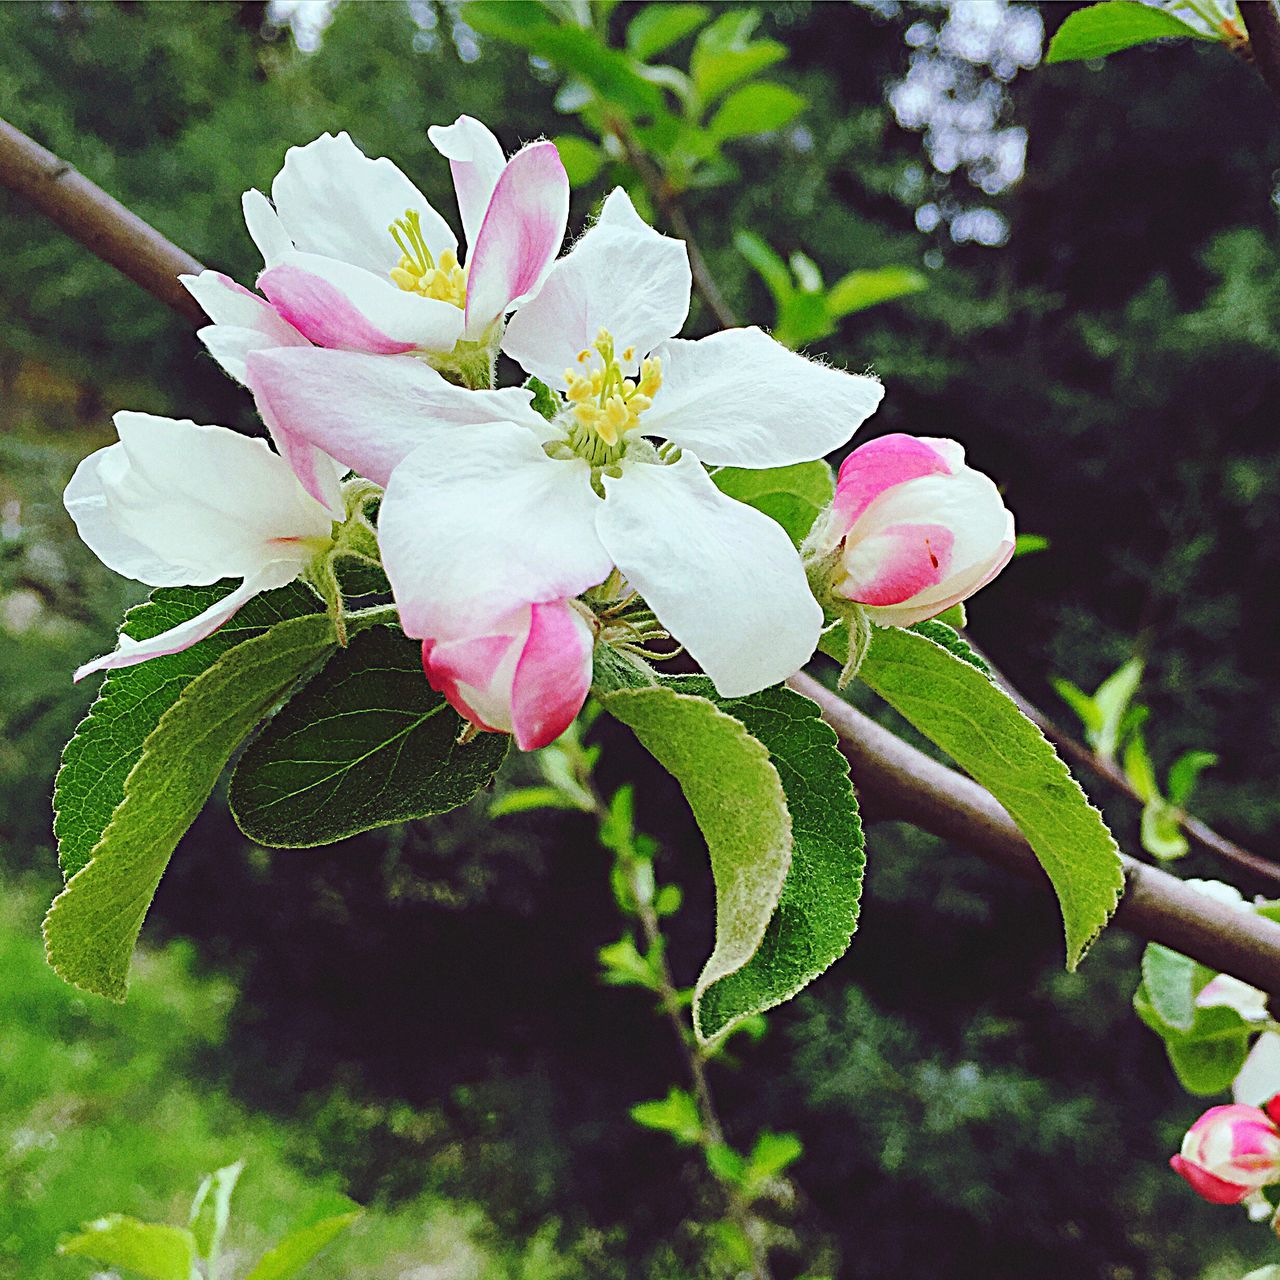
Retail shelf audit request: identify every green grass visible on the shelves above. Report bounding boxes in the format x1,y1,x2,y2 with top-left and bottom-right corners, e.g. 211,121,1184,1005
0,878,608,1280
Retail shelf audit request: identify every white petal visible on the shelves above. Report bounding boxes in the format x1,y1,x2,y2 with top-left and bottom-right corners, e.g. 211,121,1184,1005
258,251,465,354
643,328,884,466
379,426,611,638
428,115,507,252
270,132,456,274
597,453,822,697
70,414,331,585
246,347,557,488
242,189,294,267
502,188,691,389
73,564,299,682
1235,1033,1280,1107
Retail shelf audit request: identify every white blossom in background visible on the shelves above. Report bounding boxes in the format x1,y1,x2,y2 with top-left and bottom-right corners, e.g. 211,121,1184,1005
247,189,886,698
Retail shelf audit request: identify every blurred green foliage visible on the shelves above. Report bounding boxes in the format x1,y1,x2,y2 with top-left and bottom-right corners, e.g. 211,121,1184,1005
4,1,1280,1276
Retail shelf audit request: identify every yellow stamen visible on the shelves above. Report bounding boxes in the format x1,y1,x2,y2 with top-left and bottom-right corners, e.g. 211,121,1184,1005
387,210,467,309
563,328,663,452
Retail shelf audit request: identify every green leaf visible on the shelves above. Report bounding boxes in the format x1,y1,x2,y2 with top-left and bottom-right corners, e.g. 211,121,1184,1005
1050,676,1103,737
1141,800,1189,860
463,2,664,116
626,2,709,60
1168,749,1217,806
690,10,785,104
599,682,793,1044
1139,943,1198,1032
243,1210,361,1280
551,134,605,186
734,228,793,307
59,1215,199,1280
599,936,663,991
673,679,864,1047
1093,657,1144,761
630,1087,704,1145
1014,532,1050,557
705,1142,748,1186
826,266,926,317
909,619,990,676
490,785,587,818
746,1130,804,1186
44,613,336,1000
841,624,1124,968
711,460,835,545
524,375,562,421
229,627,509,847
1166,1025,1251,1095
1045,1,1211,64
1122,730,1159,803
54,582,320,879
188,1160,243,1267
707,82,805,141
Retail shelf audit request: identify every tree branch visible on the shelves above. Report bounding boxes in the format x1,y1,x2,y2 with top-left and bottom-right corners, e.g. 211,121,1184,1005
7,119,1280,995
0,117,204,324
1241,1,1280,104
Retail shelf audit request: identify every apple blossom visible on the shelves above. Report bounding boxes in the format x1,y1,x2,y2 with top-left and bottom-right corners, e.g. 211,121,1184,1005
805,432,1015,628
246,189,885,698
64,413,338,681
238,122,568,363
423,599,595,750
1171,1101,1280,1205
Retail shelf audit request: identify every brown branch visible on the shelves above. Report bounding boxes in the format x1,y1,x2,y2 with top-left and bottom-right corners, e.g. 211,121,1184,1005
8,122,1280,999
790,673,1280,998
1241,1,1280,104
0,117,204,324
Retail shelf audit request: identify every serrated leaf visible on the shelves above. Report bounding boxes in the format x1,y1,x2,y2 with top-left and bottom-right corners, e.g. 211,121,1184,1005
707,82,805,141
711,460,834,545
1045,0,1211,64
243,1210,361,1280
54,582,320,879
599,682,793,1043
630,1087,703,1145
1140,943,1198,1032
909,619,990,675
839,624,1124,968
672,678,864,1047
826,265,926,317
59,1215,198,1280
229,627,509,847
626,2,709,60
44,613,336,1000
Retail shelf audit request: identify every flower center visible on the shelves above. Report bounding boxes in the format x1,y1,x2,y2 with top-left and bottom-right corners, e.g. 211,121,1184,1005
564,329,662,454
388,209,467,309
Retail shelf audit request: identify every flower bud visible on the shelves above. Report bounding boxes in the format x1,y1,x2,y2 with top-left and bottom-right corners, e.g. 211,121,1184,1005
1171,1102,1280,1204
421,600,595,751
810,434,1015,628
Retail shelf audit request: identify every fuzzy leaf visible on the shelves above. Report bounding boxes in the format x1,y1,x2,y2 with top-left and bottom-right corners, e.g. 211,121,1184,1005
59,1216,198,1280
840,624,1125,968
54,582,320,879
599,682,793,1044
44,614,336,1000
712,460,834,545
1045,1,1210,64
672,678,865,1047
229,627,509,847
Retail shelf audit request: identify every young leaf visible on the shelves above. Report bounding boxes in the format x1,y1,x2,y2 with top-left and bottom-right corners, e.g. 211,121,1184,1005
840,624,1125,968
58,1215,199,1280
707,82,806,141
1141,800,1189,860
673,679,865,1048
711,460,835,545
243,1209,361,1280
1139,943,1198,1032
1045,1,1211,64
1092,656,1144,761
598,683,793,1044
626,2,709,60
825,265,926,317
54,582,320,879
630,1087,704,1145
734,229,793,306
551,134,605,186
689,9,785,104
229,627,509,847
746,1131,804,1188
44,613,336,1001
188,1160,243,1267
1168,749,1217,807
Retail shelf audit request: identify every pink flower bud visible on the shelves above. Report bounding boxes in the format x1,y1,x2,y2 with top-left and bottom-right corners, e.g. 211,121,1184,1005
820,434,1015,628
421,600,594,751
1171,1102,1280,1204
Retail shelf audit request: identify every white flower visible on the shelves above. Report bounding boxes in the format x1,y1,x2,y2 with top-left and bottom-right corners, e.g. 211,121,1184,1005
65,414,337,680
246,189,885,697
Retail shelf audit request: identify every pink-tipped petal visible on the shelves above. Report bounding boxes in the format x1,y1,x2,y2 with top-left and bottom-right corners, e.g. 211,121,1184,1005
1169,1155,1250,1205
463,140,569,338
834,433,955,526
73,565,297,682
258,255,464,355
839,521,954,607
428,115,507,251
510,601,593,750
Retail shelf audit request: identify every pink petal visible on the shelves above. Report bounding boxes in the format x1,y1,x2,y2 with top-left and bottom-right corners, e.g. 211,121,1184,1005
510,601,593,750
464,140,569,339
428,115,507,251
1169,1155,1250,1205
841,521,954,607
834,434,956,528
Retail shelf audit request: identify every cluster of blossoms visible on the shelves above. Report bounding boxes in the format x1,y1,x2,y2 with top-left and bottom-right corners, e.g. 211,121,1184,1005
66,119,1016,749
